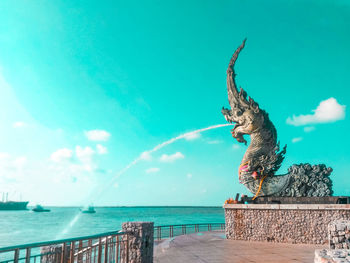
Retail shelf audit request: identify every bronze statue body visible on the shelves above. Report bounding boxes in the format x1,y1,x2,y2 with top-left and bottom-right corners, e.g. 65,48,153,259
222,39,333,197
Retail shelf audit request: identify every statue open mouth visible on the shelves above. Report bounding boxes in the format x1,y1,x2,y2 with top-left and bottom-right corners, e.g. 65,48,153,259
222,39,333,198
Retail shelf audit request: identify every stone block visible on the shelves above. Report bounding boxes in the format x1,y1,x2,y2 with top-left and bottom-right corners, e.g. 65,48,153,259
337,244,345,249
40,245,70,263
328,220,350,249
315,249,350,263
121,222,154,263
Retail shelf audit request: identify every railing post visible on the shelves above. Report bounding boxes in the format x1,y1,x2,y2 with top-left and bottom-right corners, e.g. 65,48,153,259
97,238,102,263
115,236,119,263
126,234,129,263
104,237,108,263
69,241,75,263
25,248,31,263
87,239,92,263
77,240,83,263
14,248,19,263
61,243,67,263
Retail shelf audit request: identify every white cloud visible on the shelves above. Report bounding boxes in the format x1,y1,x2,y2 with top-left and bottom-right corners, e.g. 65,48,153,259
187,173,193,179
159,152,185,163
207,139,223,144
113,183,119,188
85,130,111,141
0,154,29,184
232,144,240,150
0,152,11,160
76,146,95,163
140,151,152,161
96,144,108,155
50,148,73,162
303,126,315,133
292,137,303,143
13,122,26,128
287,98,346,126
13,156,27,168
146,167,160,174
184,132,201,141
51,146,99,173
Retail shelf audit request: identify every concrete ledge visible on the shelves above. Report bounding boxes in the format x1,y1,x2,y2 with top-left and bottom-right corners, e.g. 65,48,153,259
224,203,350,210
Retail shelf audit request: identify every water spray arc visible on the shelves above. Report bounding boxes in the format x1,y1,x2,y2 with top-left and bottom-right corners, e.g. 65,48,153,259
57,123,233,239
93,123,234,201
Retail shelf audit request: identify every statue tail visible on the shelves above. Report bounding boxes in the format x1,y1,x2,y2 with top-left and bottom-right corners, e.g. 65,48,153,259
276,164,333,197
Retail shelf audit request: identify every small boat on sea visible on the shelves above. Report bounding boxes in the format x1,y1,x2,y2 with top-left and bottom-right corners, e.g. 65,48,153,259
80,206,96,214
32,205,50,212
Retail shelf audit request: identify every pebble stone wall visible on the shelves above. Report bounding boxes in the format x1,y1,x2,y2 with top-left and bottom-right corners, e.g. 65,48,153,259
224,204,350,244
121,221,154,263
329,220,350,249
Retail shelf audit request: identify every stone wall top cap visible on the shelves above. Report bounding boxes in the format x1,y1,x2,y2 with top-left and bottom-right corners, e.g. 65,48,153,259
224,203,350,210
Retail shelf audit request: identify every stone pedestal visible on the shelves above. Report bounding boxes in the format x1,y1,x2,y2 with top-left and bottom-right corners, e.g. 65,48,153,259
121,222,154,263
224,204,350,244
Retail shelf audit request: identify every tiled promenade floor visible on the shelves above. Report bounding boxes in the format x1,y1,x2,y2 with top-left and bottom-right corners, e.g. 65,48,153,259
153,231,326,263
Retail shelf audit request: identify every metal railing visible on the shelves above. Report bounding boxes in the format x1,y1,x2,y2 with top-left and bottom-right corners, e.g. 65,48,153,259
0,230,129,263
0,222,225,263
154,223,225,241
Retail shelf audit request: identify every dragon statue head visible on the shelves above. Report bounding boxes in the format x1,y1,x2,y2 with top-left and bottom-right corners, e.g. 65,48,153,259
221,39,266,146
222,39,286,181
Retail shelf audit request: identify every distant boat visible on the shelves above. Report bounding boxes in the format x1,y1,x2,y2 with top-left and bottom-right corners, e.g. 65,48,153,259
0,193,28,210
32,205,50,212
0,201,29,210
80,206,96,213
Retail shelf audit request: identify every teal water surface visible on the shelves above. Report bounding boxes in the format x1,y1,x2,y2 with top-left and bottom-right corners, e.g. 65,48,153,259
0,206,224,247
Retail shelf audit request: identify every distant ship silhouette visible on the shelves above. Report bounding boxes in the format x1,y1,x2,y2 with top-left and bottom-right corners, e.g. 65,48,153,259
0,192,28,210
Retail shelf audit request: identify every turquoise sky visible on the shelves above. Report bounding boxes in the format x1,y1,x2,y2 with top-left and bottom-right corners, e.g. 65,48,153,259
0,0,349,206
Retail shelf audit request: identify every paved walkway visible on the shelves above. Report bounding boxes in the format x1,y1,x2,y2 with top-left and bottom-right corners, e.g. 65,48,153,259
154,231,326,263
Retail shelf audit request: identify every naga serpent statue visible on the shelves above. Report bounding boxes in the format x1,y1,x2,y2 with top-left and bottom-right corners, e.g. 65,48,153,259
222,39,333,198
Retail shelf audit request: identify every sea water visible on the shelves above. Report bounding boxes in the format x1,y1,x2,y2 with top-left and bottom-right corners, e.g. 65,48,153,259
0,206,224,247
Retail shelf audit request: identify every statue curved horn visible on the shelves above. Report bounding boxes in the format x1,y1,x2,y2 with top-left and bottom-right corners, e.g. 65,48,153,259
227,39,248,109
